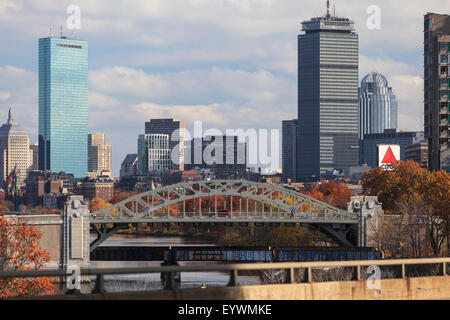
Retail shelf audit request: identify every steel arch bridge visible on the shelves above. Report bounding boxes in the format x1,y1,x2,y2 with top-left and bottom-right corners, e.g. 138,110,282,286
90,180,360,250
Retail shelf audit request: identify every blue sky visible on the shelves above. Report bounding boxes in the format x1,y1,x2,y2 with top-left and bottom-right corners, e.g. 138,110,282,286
0,0,448,175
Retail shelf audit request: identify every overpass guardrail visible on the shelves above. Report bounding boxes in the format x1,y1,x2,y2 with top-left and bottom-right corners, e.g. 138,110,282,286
0,257,448,296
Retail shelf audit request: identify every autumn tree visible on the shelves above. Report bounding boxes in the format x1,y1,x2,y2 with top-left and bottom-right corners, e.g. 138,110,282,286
88,198,112,211
110,191,139,204
362,160,427,214
302,180,352,210
418,170,450,256
18,204,28,213
0,201,14,212
362,160,450,257
0,215,56,298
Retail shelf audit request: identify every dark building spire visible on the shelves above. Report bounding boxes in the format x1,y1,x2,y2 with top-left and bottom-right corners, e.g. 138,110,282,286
7,107,13,124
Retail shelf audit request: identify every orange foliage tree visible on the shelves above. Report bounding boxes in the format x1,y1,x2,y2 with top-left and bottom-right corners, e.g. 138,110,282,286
88,198,113,211
362,160,449,215
0,215,56,298
362,160,450,256
110,191,139,204
302,180,352,210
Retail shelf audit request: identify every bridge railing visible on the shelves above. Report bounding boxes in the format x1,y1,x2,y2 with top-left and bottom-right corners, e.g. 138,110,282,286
0,257,448,296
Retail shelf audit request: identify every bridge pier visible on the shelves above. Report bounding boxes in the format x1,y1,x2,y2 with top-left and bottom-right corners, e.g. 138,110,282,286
62,196,91,286
161,247,181,290
227,270,239,287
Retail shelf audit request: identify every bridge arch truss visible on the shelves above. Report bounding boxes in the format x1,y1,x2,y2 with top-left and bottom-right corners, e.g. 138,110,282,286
90,180,360,250
92,180,357,225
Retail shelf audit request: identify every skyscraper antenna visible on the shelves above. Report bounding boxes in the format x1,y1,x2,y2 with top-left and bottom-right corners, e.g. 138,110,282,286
60,25,63,38
326,0,331,18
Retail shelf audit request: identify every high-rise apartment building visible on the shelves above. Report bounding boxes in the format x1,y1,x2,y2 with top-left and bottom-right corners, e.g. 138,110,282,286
88,133,112,176
39,36,88,178
282,119,299,182
0,108,33,186
145,119,185,171
424,13,450,172
297,8,359,180
359,72,398,139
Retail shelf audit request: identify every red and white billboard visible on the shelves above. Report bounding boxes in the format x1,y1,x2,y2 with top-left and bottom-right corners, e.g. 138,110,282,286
378,144,400,171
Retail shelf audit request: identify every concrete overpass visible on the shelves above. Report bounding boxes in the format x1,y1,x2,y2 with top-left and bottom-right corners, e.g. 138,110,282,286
4,258,449,300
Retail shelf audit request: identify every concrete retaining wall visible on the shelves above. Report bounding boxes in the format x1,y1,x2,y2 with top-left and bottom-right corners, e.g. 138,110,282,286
25,276,449,300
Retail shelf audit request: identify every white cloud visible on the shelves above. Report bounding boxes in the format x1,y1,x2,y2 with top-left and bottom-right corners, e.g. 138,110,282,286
0,0,21,12
90,66,296,105
0,65,38,139
89,90,123,109
132,102,223,126
0,91,11,101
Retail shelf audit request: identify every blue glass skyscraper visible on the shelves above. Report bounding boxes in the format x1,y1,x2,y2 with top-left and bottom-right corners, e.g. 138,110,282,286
359,72,398,139
39,37,88,178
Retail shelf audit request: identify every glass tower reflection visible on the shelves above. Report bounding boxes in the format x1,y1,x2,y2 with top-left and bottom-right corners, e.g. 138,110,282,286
39,37,88,178
359,72,398,139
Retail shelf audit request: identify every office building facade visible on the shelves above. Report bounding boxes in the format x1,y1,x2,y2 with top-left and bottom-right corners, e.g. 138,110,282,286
0,108,33,186
30,143,39,171
88,133,112,176
360,130,423,168
405,140,429,169
282,119,299,182
80,179,114,202
144,119,185,171
39,37,88,178
138,134,173,174
424,13,450,172
297,13,359,180
186,136,247,179
359,72,398,139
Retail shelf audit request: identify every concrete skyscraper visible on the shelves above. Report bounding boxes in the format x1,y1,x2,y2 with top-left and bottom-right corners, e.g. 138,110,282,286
297,5,359,180
88,133,112,177
424,13,450,172
282,119,299,182
0,108,33,186
359,72,398,139
39,36,88,178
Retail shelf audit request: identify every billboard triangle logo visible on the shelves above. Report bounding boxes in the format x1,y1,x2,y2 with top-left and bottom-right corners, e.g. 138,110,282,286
381,146,397,164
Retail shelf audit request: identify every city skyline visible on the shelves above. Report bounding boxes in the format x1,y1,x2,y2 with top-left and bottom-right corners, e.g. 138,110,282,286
0,0,447,175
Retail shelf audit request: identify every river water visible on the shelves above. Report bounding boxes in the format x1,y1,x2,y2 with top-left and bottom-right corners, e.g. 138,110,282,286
87,234,261,293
